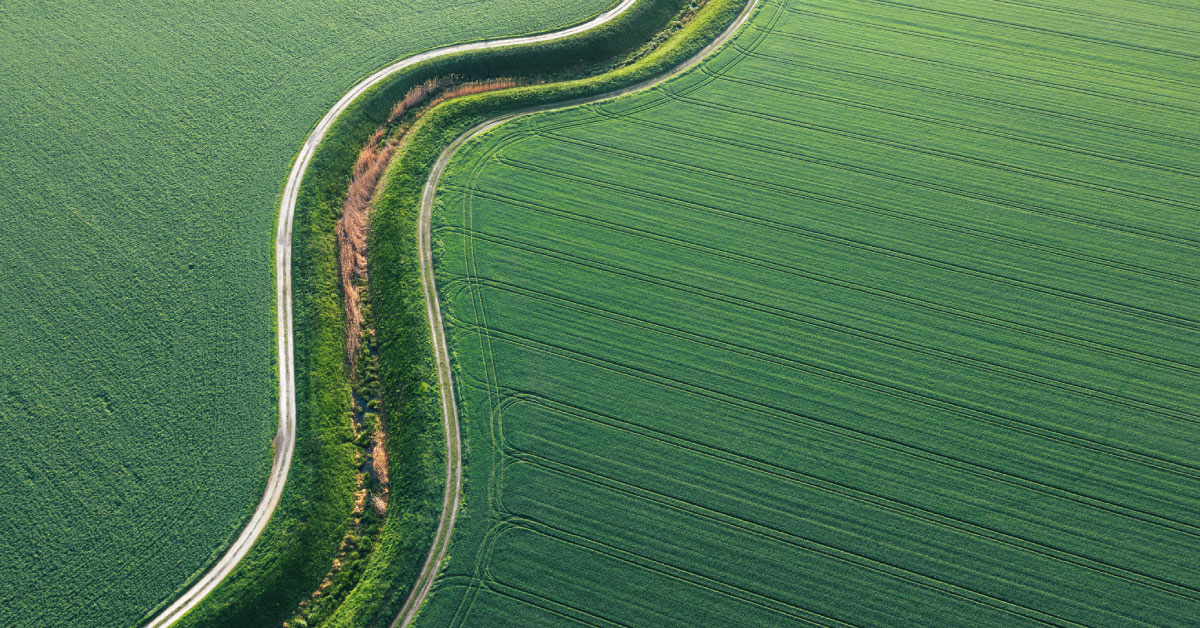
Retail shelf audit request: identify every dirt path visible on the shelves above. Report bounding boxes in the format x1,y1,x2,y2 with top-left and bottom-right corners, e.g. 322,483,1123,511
140,3,641,627
401,2,758,626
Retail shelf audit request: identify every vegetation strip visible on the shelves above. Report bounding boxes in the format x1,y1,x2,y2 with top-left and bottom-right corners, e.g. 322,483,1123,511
278,76,539,628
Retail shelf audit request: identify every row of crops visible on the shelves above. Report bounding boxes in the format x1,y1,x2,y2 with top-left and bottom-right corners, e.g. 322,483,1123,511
0,1,617,626
422,0,1200,625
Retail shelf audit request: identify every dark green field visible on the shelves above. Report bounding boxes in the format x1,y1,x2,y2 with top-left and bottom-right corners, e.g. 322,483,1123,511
0,2,613,626
422,0,1200,625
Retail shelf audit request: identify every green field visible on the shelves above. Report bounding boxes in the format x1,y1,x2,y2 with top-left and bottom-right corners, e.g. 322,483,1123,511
0,2,615,627
421,0,1200,625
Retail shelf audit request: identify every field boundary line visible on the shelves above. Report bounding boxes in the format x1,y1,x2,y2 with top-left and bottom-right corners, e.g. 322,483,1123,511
140,2,645,626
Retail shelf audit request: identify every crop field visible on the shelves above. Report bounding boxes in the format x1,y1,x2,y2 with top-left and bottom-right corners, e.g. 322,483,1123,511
424,0,1200,625
0,1,615,627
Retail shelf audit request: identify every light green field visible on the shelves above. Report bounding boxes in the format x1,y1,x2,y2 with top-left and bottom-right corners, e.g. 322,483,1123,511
0,2,614,627
424,0,1200,625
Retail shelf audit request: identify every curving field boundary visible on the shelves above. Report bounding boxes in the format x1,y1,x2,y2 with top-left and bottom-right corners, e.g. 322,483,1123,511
141,3,639,627
402,1,758,625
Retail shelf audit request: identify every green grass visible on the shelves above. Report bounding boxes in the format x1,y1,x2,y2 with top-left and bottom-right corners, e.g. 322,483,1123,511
420,0,1200,625
0,2,618,627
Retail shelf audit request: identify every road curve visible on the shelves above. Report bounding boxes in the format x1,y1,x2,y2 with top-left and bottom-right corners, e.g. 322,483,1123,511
140,3,640,627
401,1,759,626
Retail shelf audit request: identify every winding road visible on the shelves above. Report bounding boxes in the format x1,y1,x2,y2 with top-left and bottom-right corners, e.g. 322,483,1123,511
143,0,755,626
